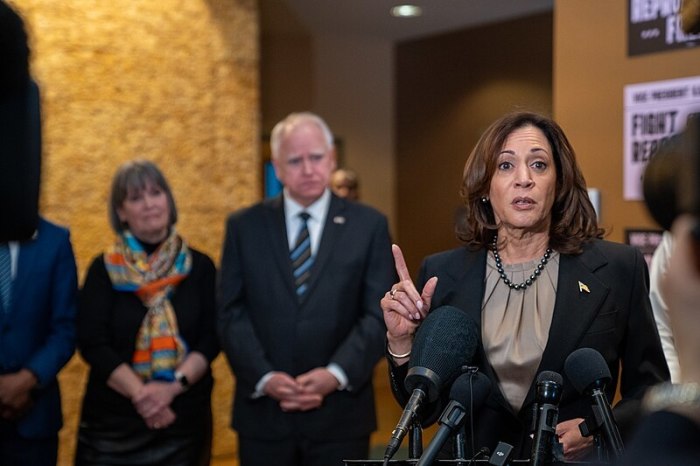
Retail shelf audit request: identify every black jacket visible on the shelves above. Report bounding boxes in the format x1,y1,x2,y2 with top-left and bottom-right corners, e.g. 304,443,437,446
389,239,669,459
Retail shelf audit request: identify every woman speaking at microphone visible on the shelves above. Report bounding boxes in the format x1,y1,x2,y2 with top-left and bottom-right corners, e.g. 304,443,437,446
381,111,669,461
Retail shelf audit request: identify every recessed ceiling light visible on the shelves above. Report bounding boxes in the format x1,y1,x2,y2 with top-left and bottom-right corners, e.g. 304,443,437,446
390,5,423,18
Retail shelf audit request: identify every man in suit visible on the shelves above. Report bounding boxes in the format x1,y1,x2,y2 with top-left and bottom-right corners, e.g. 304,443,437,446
218,112,395,466
0,217,78,465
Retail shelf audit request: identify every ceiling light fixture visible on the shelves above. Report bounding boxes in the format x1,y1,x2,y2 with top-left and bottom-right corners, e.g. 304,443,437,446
390,5,423,18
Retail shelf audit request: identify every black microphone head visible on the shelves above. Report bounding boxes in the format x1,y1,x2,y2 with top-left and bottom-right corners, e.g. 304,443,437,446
449,371,491,411
0,2,41,242
564,347,612,394
405,306,479,401
0,1,30,95
535,370,563,404
537,370,563,385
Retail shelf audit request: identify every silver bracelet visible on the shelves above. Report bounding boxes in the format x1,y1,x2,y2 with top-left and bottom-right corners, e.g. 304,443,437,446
387,343,411,359
643,382,700,412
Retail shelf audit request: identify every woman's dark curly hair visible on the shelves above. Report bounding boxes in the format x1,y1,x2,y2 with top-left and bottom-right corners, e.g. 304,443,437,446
456,111,604,254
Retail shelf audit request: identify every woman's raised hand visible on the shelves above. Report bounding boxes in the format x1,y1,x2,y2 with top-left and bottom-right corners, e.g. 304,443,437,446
381,244,437,346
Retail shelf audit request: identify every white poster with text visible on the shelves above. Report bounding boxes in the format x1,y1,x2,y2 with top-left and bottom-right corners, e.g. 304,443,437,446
623,76,700,200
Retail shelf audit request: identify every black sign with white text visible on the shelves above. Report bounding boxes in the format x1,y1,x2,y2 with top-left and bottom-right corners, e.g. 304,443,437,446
628,0,700,56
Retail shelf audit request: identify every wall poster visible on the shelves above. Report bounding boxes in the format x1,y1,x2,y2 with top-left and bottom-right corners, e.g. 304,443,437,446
625,228,664,267
628,0,700,56
623,75,700,200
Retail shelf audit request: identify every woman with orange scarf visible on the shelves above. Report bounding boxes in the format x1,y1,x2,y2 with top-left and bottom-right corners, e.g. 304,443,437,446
75,160,218,465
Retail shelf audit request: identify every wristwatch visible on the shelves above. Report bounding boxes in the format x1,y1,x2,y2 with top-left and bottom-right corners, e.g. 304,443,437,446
174,370,190,392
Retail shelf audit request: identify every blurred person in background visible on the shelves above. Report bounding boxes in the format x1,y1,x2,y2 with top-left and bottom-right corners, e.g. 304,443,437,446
75,160,218,466
1,3,77,465
648,231,681,383
330,167,360,201
218,112,394,466
0,216,78,466
621,216,700,466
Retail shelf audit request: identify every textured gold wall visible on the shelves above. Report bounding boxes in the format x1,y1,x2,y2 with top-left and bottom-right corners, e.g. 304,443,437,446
7,0,259,463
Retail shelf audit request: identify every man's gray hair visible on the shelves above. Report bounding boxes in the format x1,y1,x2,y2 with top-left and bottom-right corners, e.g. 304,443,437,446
270,112,334,160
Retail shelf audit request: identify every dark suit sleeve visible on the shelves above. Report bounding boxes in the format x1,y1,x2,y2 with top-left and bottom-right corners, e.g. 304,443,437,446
185,252,219,362
24,228,77,386
217,214,274,390
329,214,395,390
615,247,670,420
77,257,128,381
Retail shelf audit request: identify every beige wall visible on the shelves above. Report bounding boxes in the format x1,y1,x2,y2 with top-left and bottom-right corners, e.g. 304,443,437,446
395,13,554,274
260,33,314,132
314,34,396,232
554,0,700,241
8,0,259,463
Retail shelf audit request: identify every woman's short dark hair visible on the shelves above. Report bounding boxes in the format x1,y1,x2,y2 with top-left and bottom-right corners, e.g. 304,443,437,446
108,159,178,233
456,111,604,254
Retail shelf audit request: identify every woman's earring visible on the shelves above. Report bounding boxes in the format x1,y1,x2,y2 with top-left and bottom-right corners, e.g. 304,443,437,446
481,197,489,203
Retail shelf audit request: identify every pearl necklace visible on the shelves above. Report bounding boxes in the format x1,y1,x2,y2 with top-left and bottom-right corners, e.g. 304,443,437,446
491,236,553,291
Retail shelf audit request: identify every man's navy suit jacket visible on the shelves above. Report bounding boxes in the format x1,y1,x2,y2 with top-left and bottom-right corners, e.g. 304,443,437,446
0,218,77,438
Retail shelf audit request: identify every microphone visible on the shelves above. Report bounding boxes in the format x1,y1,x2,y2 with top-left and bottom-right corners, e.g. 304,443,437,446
530,370,563,466
416,371,491,466
0,2,41,242
564,347,625,459
383,305,479,464
0,1,30,94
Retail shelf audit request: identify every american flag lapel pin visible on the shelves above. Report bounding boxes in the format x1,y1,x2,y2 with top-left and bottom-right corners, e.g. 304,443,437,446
578,281,590,293
333,216,346,224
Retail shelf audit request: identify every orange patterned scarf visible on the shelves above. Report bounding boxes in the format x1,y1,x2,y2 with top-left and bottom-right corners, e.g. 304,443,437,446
104,229,191,381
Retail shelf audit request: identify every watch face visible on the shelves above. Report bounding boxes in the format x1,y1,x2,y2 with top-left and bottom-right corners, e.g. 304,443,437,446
175,371,190,388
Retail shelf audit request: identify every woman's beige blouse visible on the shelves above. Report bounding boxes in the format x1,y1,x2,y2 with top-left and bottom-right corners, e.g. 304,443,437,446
482,251,560,412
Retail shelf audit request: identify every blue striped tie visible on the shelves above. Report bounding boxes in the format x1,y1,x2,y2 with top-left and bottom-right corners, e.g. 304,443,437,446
0,243,12,312
290,212,313,298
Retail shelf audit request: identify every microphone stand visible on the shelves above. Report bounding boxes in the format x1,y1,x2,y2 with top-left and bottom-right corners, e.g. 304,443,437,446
460,365,480,464
454,425,467,465
590,389,625,459
593,431,605,463
578,412,617,462
409,418,423,459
